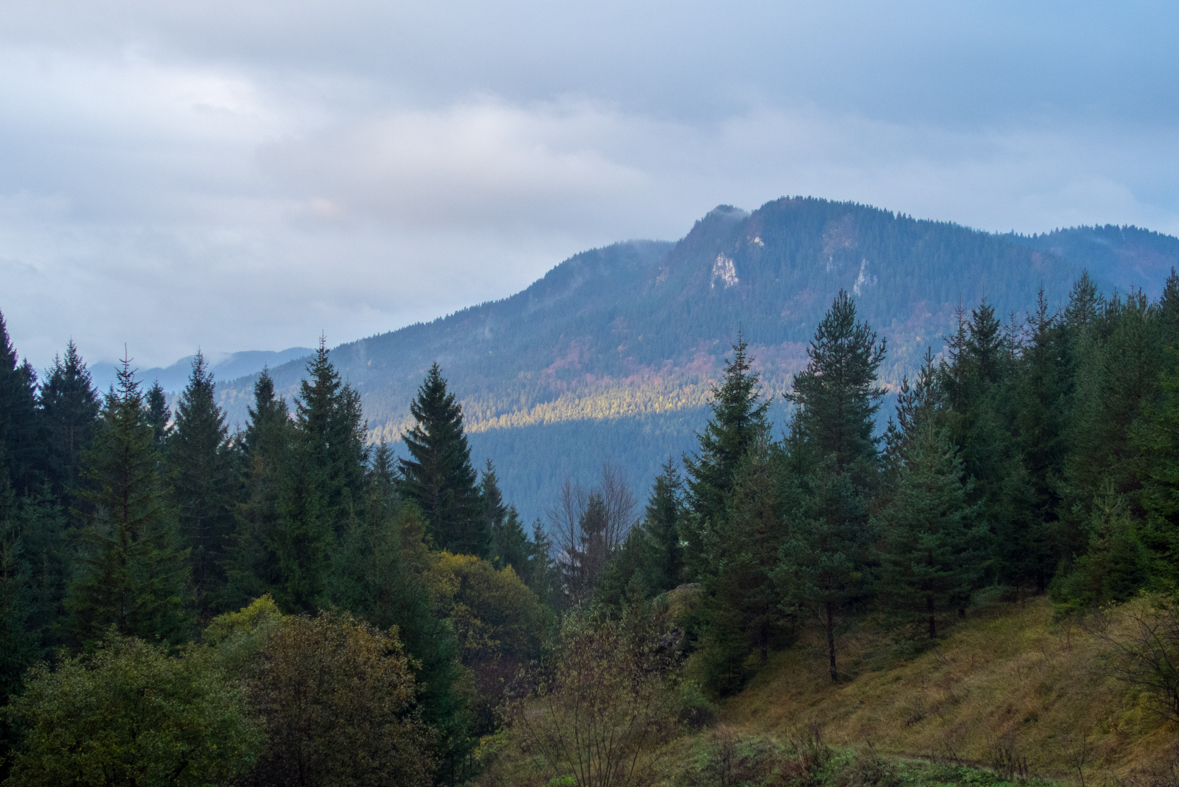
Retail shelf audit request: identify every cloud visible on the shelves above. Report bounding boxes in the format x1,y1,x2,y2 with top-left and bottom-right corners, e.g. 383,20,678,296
0,2,1176,371
260,99,648,231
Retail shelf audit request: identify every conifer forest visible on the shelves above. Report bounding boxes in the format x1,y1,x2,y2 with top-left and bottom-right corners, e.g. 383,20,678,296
5,269,1179,786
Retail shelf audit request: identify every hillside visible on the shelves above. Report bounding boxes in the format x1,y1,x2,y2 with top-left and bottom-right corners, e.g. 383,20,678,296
717,596,1177,783
215,197,1179,523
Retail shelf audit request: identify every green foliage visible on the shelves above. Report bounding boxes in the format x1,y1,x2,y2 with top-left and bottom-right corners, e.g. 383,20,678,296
242,609,435,787
2,633,262,787
39,340,100,498
683,334,770,579
144,381,170,450
699,433,794,695
0,486,66,704
221,369,292,611
1051,488,1149,612
273,340,367,613
878,416,983,640
400,362,487,557
167,351,236,614
0,313,44,496
425,551,552,736
67,359,190,647
507,606,684,787
782,290,885,682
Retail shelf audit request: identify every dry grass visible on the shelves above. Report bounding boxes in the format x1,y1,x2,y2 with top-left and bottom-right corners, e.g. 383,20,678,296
717,596,1179,783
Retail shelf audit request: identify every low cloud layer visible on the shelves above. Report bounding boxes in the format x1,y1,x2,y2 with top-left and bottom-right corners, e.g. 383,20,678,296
1,1,1176,370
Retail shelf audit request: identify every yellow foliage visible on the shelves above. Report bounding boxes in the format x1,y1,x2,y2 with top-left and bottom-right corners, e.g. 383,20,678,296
719,596,1177,782
424,552,551,666
203,595,284,645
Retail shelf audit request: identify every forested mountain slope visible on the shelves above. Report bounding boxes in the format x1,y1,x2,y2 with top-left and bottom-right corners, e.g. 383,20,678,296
216,197,1177,522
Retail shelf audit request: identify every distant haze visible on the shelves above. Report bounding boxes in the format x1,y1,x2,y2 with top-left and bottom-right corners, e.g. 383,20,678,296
1,1,1176,370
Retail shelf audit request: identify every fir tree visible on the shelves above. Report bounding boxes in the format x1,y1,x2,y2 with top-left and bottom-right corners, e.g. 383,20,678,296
39,341,100,498
0,313,44,495
295,338,367,532
1016,289,1072,563
641,459,687,595
167,352,235,614
878,416,982,640
683,333,769,579
477,458,539,579
399,363,486,557
66,359,190,646
702,432,791,694
781,290,885,682
145,381,171,450
222,369,290,610
274,340,367,612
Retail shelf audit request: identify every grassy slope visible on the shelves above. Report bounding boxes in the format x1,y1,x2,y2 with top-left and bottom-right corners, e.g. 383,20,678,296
717,597,1176,783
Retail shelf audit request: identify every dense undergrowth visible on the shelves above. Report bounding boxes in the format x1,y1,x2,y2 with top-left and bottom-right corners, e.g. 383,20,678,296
480,595,1179,787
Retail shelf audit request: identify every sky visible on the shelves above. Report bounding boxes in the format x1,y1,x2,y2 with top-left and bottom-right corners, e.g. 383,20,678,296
2,1,1178,370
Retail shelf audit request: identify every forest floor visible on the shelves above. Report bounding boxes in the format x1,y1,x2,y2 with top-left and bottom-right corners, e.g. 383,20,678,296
713,595,1179,784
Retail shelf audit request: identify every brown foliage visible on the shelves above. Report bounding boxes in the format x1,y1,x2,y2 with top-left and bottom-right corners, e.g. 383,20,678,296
239,610,435,787
506,607,683,787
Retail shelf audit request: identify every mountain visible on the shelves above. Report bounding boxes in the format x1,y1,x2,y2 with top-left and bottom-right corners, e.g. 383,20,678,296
1006,224,1179,300
92,347,314,396
213,197,1178,525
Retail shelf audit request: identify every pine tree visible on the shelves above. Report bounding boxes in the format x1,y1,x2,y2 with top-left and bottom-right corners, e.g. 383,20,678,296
1016,290,1072,563
222,369,291,610
641,459,687,595
781,290,885,682
40,341,100,499
295,338,367,532
565,491,610,603
145,382,171,450
527,519,561,609
167,352,236,614
0,313,44,495
1064,270,1103,334
399,363,486,557
273,340,368,613
683,333,769,579
475,458,538,581
702,432,791,694
1051,486,1149,611
878,416,982,640
66,360,190,646
0,484,65,704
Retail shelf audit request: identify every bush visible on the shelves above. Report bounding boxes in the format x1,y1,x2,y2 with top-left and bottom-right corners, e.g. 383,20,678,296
507,606,684,787
240,609,435,787
2,634,261,787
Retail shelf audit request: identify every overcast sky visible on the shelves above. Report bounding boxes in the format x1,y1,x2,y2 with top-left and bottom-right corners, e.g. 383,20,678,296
3,0,1177,370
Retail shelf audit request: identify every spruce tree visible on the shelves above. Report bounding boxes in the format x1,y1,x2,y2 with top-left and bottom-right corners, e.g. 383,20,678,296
1016,290,1072,563
222,369,291,610
781,290,884,682
702,432,791,694
682,333,769,579
66,360,190,646
295,338,367,532
0,313,44,495
328,469,467,778
879,416,982,640
40,341,100,499
145,382,171,450
641,459,686,595
266,340,369,613
399,363,486,557
167,352,236,614
481,460,530,572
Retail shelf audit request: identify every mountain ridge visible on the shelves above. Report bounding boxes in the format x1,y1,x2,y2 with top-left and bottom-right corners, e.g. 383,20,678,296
204,197,1178,524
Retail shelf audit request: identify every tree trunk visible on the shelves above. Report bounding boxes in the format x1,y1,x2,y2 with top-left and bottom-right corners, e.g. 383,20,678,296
927,594,936,640
826,600,837,682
